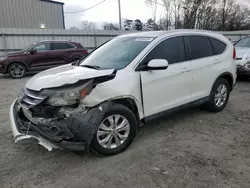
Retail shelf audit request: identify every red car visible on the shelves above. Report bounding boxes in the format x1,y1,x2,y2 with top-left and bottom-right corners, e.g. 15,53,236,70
0,40,88,78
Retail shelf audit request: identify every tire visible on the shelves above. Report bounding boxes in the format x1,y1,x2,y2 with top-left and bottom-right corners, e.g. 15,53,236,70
8,62,26,78
91,104,137,156
205,78,230,112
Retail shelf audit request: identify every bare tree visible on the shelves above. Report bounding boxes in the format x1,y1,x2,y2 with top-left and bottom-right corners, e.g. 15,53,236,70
220,0,235,30
161,0,172,29
145,0,158,22
172,0,183,28
103,22,119,30
81,20,97,30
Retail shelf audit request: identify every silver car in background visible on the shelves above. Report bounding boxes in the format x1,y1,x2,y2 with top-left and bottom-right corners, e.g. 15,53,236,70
235,36,250,77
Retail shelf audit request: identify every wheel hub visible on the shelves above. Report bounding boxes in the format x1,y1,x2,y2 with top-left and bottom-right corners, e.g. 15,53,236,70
97,115,130,149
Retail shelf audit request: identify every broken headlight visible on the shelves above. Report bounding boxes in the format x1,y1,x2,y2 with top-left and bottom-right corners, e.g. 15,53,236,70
44,81,93,106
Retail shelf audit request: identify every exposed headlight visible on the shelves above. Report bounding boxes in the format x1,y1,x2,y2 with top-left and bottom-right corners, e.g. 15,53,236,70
0,56,7,61
44,81,92,106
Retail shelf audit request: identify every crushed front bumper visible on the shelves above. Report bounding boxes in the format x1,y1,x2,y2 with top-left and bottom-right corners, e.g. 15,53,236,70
9,100,111,152
10,101,59,151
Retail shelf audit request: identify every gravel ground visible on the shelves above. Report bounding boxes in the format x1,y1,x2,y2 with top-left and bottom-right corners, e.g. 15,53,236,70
0,75,250,188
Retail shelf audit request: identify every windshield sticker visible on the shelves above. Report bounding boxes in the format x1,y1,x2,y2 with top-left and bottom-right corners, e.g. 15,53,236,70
135,38,154,42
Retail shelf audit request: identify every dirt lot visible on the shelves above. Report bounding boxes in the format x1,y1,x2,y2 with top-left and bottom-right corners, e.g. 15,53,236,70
0,75,250,188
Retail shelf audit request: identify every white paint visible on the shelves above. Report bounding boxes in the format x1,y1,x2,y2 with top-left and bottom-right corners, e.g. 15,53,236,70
25,64,114,91
9,30,237,150
235,47,250,66
148,59,168,68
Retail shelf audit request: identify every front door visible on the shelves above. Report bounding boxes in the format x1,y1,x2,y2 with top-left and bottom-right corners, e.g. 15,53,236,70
140,36,193,117
28,42,55,70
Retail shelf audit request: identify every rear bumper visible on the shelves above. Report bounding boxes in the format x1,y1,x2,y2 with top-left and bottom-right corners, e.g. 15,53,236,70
9,101,86,151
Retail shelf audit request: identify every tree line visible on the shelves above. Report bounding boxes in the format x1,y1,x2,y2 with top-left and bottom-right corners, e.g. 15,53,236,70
70,0,250,31
145,0,250,31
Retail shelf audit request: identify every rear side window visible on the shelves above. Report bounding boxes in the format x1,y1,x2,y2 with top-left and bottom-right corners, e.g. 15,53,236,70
51,43,75,50
209,38,226,55
185,36,213,60
146,37,185,64
65,43,76,49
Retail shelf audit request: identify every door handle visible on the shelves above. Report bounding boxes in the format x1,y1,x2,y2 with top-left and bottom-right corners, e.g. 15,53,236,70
214,59,222,64
181,67,190,73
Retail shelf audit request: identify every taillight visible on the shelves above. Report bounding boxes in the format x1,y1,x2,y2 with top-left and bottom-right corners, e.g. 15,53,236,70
83,49,88,54
233,47,236,60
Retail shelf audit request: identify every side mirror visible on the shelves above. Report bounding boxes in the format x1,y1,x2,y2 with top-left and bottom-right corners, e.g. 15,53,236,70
147,59,169,70
30,49,37,54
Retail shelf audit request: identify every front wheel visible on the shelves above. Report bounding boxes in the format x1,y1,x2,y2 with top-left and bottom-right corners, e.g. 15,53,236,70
91,104,137,156
205,78,230,112
8,63,26,78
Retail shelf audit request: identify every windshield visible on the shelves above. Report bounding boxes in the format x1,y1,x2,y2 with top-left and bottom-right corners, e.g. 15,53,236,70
235,37,250,48
80,37,153,70
23,43,37,51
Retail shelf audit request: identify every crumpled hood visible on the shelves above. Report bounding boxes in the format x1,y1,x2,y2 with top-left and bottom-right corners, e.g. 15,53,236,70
235,47,250,66
25,64,115,91
235,47,250,58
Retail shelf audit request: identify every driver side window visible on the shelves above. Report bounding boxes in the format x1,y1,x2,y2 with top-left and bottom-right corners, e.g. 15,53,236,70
32,43,51,52
145,37,185,64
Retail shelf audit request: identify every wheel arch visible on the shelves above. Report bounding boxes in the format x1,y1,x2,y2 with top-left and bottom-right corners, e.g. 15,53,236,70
109,97,143,125
7,61,28,73
213,72,234,92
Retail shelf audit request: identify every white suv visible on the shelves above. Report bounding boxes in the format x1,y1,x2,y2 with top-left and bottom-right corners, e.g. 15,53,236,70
10,30,236,155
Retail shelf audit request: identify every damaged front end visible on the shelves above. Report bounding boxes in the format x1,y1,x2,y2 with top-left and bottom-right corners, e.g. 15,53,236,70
10,72,116,152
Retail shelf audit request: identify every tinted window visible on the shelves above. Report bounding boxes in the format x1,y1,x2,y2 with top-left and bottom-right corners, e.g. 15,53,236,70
146,37,185,64
33,43,50,52
235,37,250,48
209,38,226,55
51,43,75,50
65,43,75,49
185,36,213,60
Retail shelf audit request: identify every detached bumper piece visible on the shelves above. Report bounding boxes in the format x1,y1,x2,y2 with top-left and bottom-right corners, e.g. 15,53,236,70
10,101,112,152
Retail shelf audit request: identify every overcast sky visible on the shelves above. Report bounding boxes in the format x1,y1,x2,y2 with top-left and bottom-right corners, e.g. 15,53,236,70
58,0,249,29
58,0,165,28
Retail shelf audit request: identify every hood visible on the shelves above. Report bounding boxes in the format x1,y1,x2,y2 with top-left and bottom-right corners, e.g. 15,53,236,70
25,64,115,91
1,50,26,57
235,47,250,59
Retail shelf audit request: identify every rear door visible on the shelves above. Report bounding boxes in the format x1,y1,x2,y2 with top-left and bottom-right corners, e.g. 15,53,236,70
184,35,223,100
50,42,73,65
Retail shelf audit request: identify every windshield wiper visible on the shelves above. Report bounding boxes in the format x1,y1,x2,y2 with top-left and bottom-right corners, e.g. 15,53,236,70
81,65,100,70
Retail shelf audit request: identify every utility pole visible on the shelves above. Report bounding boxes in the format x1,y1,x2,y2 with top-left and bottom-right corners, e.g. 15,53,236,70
118,0,122,30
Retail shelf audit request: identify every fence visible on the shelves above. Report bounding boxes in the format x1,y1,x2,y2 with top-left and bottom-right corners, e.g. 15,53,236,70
0,28,250,55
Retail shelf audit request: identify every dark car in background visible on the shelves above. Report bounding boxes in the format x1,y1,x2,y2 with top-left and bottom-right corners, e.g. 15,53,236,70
0,40,88,78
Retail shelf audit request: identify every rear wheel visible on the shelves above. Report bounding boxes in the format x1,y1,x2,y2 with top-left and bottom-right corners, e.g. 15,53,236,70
91,104,137,156
8,63,26,78
205,78,230,112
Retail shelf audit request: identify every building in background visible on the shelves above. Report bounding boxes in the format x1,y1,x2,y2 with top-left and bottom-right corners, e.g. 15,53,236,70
0,0,65,29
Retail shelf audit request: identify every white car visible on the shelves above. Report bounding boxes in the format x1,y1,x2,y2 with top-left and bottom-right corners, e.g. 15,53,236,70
10,30,237,155
234,36,250,77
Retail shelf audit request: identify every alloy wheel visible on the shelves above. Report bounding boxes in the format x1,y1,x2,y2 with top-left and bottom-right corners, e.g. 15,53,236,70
97,115,130,149
10,64,25,78
214,84,228,108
